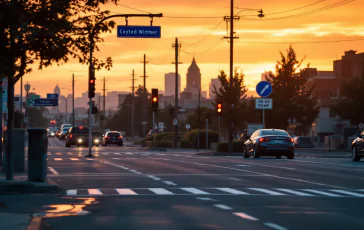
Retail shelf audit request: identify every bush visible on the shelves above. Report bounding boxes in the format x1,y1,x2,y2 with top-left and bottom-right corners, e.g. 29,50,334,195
154,141,173,148
155,132,175,141
183,129,219,149
180,139,193,148
217,141,245,153
161,135,175,142
133,139,143,145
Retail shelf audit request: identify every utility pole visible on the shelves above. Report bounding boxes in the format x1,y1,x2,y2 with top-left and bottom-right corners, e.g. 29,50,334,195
130,70,137,137
101,77,107,129
140,54,149,137
65,98,68,123
72,73,75,126
224,0,239,153
20,76,23,123
172,38,182,148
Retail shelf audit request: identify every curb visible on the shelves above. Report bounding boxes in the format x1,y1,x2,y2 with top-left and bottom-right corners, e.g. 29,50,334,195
27,216,43,230
143,148,167,152
0,181,60,194
196,152,243,156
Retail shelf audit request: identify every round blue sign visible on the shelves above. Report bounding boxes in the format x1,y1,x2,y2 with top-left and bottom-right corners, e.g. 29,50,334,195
256,81,272,97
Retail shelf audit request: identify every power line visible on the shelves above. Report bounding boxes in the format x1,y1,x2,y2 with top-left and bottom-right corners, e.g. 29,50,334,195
182,38,225,55
265,0,326,15
183,19,225,46
163,16,223,19
116,3,151,14
243,0,355,21
236,37,364,44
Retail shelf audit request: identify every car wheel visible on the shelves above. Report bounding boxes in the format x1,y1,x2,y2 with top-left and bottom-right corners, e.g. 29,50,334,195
287,153,294,159
243,146,250,158
352,146,360,162
253,146,260,158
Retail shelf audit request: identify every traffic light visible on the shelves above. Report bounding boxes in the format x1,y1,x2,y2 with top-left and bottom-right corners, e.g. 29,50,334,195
216,101,222,116
88,68,96,98
50,120,56,125
151,88,158,112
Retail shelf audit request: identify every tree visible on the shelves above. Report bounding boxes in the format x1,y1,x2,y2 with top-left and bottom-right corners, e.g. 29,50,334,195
212,68,248,144
0,0,122,178
265,46,319,134
331,68,364,125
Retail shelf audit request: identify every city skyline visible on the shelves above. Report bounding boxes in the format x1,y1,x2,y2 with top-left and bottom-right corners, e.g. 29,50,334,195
13,1,362,96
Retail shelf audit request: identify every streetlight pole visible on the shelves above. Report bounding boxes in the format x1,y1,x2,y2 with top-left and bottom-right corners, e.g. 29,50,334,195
72,73,75,126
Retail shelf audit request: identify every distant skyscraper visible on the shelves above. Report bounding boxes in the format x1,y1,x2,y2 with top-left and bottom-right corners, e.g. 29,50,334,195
54,84,61,96
184,57,201,94
164,72,181,98
209,78,221,99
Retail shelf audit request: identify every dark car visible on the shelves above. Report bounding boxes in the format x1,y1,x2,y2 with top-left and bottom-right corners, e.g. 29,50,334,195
102,131,123,146
65,126,89,147
293,136,314,148
244,129,295,159
92,131,103,146
352,130,364,162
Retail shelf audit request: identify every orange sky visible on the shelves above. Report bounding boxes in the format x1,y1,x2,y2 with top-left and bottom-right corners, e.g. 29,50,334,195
16,0,364,97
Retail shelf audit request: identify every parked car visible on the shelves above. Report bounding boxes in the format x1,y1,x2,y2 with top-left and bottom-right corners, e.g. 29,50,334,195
352,130,364,161
65,126,89,147
102,131,123,146
244,128,295,159
293,136,314,148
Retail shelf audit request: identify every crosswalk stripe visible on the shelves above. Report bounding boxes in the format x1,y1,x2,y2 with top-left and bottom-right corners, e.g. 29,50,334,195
88,189,103,195
55,152,62,156
54,158,62,161
181,188,209,195
216,188,249,195
85,158,94,161
125,152,134,155
149,188,174,195
67,152,73,155
114,153,121,155
102,153,109,155
276,189,314,196
330,190,364,197
116,189,137,195
67,190,77,196
47,153,51,156
70,158,79,161
112,158,121,160
248,188,286,196
303,189,343,197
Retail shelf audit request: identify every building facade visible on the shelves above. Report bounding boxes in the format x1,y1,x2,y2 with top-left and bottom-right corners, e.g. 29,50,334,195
183,58,201,95
164,72,181,98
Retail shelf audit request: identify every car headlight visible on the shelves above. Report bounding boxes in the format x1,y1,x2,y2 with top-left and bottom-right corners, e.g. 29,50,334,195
78,139,83,143
94,139,99,143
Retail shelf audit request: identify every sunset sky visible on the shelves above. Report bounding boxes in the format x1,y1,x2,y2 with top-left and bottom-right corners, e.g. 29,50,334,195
16,0,364,98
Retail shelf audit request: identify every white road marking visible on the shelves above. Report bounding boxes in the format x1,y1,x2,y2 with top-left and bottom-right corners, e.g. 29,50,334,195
47,152,51,156
48,167,59,175
104,161,129,170
248,188,286,196
55,152,62,156
112,158,121,160
196,197,217,201
125,152,134,155
114,153,121,155
66,190,77,196
228,177,242,181
88,189,103,195
330,190,364,197
67,152,73,156
237,165,250,167
214,204,232,210
149,188,174,195
264,222,288,230
303,189,343,197
54,158,63,161
157,158,345,188
243,163,295,170
102,153,109,155
163,181,177,186
85,158,94,161
181,188,209,195
70,158,79,161
216,188,249,195
116,189,137,195
276,189,314,196
233,212,259,221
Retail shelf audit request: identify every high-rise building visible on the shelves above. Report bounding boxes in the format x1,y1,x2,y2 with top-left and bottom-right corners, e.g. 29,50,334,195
184,57,201,94
334,50,364,81
164,72,181,98
209,78,221,99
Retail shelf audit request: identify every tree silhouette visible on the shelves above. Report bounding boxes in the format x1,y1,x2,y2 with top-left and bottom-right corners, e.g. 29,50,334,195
265,46,319,134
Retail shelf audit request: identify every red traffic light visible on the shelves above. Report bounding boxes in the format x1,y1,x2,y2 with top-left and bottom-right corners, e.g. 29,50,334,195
152,97,158,102
90,79,95,84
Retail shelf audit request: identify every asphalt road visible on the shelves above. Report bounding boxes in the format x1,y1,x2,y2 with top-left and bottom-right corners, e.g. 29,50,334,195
19,138,364,229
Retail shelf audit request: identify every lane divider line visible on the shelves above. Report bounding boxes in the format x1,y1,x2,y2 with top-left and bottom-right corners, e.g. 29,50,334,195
163,181,177,186
264,222,288,230
233,212,259,221
214,204,232,210
48,167,59,175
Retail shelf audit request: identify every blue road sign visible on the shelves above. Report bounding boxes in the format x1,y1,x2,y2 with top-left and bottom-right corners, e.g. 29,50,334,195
117,26,161,38
47,93,59,99
34,98,58,106
256,81,273,98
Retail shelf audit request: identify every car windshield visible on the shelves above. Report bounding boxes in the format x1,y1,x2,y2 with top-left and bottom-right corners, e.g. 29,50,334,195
71,127,89,134
298,137,312,144
108,133,120,137
261,130,289,136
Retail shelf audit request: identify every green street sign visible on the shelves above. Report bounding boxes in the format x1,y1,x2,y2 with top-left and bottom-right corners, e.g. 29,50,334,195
29,94,40,99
